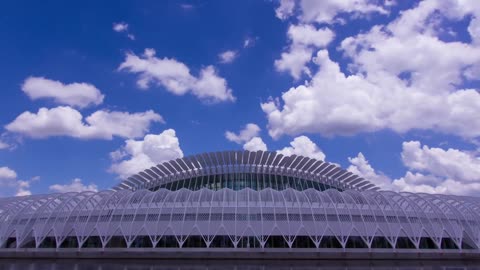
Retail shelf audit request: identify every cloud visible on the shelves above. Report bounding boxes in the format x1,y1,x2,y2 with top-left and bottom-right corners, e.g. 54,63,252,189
0,167,33,197
243,137,267,151
275,24,334,79
0,166,17,179
243,37,257,48
390,141,480,195
49,178,98,193
275,0,390,23
21,77,104,108
113,22,129,32
340,2,480,96
267,1,480,139
0,141,9,150
275,0,295,20
347,152,391,189
225,123,261,144
180,4,194,10
346,142,480,196
278,135,325,161
263,49,480,139
119,49,235,103
15,180,31,197
6,106,163,140
218,50,238,64
113,22,135,40
109,129,184,179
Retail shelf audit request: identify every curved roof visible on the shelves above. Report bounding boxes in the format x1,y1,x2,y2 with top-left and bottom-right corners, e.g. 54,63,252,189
113,150,379,192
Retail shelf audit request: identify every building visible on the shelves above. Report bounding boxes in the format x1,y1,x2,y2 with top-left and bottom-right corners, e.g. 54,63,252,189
0,150,479,259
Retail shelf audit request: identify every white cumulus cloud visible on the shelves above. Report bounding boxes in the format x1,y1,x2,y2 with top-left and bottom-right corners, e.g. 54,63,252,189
49,178,98,193
113,22,135,40
109,129,184,179
6,106,163,140
0,167,33,197
243,137,267,152
0,140,10,150
225,123,261,144
21,77,104,108
267,1,480,139
391,141,480,196
263,49,480,139
275,0,390,24
0,166,17,180
119,48,235,103
278,135,325,161
347,153,391,189
275,24,334,79
346,141,480,196
218,50,238,64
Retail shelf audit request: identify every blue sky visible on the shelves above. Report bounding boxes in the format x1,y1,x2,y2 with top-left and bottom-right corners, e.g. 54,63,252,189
0,0,479,196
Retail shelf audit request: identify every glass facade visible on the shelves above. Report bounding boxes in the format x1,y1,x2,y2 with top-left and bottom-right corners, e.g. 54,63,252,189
150,173,342,192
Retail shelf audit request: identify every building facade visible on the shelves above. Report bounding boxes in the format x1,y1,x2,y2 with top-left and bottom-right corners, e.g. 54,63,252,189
0,151,479,256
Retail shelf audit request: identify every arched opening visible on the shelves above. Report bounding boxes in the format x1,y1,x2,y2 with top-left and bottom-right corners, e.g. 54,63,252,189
105,236,127,248
130,236,153,248
182,235,207,248
291,236,316,248
440,238,459,249
264,235,288,248
419,237,438,249
345,236,368,248
209,235,234,248
462,237,476,249
237,236,261,248
370,236,392,248
38,237,56,248
20,238,36,248
156,236,179,248
395,237,416,249
319,236,342,248
3,237,17,248
59,237,78,248
81,236,102,248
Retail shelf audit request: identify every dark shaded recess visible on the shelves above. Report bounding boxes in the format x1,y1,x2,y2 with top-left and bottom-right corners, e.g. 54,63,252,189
182,235,207,248
319,236,342,248
59,236,78,248
131,236,153,248
371,236,392,248
264,235,288,248
462,237,476,249
419,237,438,249
3,237,17,248
396,237,416,249
441,238,459,249
105,236,127,248
38,236,56,248
81,236,102,248
20,238,35,248
209,235,235,248
291,235,316,248
237,236,261,248
155,236,179,248
345,236,368,248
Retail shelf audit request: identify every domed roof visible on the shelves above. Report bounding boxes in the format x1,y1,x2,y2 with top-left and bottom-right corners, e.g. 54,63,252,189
113,150,379,192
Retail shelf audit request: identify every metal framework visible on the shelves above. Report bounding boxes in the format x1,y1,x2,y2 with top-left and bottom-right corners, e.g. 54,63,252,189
0,150,479,253
113,151,379,192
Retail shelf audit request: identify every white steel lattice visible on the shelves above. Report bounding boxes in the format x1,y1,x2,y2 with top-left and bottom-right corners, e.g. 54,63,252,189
113,151,379,192
0,188,479,250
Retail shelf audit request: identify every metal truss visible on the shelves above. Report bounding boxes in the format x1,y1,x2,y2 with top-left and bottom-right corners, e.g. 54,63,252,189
1,188,479,250
113,150,379,192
